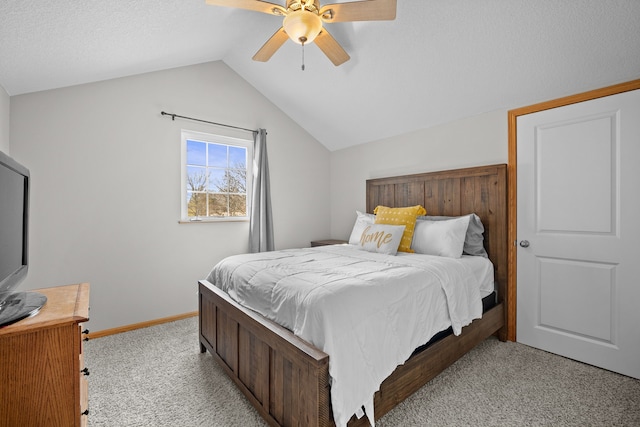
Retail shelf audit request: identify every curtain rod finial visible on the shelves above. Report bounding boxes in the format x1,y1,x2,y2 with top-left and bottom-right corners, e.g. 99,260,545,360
160,111,176,121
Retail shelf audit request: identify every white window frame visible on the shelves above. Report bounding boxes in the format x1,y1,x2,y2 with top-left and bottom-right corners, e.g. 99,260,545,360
180,129,253,223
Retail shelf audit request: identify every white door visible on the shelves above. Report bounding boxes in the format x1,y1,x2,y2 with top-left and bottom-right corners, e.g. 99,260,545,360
516,88,640,379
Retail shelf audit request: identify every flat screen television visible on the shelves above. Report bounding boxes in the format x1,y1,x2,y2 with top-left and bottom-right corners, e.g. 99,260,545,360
0,150,46,328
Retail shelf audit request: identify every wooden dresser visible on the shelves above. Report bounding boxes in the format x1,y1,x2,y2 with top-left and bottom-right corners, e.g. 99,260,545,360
0,283,90,427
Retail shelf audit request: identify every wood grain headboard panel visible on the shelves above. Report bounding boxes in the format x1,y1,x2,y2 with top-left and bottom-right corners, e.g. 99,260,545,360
366,164,508,307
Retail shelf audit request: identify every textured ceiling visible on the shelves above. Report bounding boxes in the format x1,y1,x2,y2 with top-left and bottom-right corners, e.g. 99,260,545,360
1,0,639,151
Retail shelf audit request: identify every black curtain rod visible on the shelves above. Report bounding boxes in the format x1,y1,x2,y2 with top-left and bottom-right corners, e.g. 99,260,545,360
161,111,256,133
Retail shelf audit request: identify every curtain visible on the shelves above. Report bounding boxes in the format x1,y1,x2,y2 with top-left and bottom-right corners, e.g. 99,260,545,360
249,128,274,253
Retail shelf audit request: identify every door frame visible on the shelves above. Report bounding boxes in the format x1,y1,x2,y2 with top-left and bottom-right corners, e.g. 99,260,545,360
506,78,640,341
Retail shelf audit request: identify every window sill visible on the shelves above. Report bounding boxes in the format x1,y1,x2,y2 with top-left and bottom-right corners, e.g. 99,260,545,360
178,218,249,224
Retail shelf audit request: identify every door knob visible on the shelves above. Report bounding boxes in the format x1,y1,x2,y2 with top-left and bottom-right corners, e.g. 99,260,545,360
519,240,530,248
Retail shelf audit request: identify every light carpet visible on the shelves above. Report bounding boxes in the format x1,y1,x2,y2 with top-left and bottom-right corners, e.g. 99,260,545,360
85,317,640,426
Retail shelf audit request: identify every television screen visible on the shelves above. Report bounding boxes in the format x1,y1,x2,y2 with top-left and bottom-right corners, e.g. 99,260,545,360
0,150,46,327
0,160,28,293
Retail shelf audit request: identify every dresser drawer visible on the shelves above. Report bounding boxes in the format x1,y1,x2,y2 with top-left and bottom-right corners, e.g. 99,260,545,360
80,376,89,426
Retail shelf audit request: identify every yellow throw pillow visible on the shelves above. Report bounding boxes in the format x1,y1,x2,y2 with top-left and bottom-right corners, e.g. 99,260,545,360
374,205,427,253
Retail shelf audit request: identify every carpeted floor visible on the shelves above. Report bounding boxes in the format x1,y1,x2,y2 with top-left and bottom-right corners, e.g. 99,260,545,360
85,316,640,426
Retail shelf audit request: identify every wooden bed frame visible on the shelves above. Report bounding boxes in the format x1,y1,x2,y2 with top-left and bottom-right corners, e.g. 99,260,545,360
199,163,508,427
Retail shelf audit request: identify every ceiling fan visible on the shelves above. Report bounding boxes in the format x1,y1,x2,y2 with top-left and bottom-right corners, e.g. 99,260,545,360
206,0,397,66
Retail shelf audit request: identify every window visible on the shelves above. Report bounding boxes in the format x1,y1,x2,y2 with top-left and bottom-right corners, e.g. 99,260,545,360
181,130,252,222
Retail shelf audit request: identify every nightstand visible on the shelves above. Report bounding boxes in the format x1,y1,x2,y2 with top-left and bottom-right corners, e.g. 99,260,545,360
310,239,348,247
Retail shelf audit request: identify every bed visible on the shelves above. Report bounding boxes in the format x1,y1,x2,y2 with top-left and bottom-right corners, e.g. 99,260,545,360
198,163,508,427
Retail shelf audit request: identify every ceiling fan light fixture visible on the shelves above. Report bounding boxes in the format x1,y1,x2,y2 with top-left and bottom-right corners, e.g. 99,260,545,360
206,0,396,66
283,10,323,45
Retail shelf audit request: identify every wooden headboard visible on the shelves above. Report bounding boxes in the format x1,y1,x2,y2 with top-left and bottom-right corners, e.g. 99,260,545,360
366,164,508,314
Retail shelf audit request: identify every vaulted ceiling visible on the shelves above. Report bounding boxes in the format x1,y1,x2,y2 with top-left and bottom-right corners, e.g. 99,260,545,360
1,0,639,151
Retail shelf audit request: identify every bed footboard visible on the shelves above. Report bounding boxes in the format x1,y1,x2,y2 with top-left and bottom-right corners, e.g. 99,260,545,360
199,280,333,427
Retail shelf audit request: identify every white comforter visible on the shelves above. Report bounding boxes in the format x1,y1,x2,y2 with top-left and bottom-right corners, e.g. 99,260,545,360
206,245,485,427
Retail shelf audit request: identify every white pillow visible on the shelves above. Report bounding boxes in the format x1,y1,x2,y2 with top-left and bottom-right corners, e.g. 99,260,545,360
354,224,406,255
417,213,488,257
411,215,470,258
348,210,375,244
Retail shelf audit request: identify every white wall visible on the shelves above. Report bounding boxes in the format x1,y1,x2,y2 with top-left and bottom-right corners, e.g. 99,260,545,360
10,61,331,332
329,110,509,240
0,84,9,154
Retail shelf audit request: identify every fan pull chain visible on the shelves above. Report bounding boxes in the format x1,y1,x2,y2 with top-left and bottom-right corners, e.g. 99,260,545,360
300,36,307,71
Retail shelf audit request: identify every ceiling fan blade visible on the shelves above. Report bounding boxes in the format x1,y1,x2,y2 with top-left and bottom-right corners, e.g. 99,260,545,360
252,27,289,62
205,0,286,15
320,0,396,23
314,29,350,66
